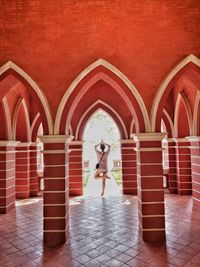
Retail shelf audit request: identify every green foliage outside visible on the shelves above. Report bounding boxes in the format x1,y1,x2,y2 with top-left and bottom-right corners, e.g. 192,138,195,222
83,171,90,186
111,169,122,185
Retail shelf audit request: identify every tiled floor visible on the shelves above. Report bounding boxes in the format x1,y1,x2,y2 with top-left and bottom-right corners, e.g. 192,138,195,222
0,194,200,267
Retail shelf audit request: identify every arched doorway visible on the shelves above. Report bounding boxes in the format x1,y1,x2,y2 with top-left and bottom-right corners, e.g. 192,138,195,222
0,61,52,213
55,59,150,197
82,109,122,196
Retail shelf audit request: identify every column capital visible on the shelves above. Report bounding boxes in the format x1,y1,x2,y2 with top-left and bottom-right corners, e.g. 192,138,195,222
120,139,134,144
131,132,167,142
30,142,40,146
70,140,83,145
17,142,33,147
174,138,190,143
39,135,74,144
168,138,177,143
186,136,200,142
0,141,20,147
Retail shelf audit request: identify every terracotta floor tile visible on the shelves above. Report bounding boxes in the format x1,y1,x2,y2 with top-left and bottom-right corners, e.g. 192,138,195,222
0,194,200,267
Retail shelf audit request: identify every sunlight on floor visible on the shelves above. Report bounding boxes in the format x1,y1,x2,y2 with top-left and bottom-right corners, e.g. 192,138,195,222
16,197,42,206
84,172,122,197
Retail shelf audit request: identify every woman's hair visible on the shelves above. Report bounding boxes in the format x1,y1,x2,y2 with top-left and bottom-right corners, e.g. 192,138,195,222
100,143,105,151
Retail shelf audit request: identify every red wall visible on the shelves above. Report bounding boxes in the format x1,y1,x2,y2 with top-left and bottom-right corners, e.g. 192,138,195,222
1,0,200,119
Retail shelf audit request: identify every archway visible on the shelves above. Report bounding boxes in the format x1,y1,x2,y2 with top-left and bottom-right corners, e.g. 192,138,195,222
56,59,149,197
0,61,52,213
82,109,122,196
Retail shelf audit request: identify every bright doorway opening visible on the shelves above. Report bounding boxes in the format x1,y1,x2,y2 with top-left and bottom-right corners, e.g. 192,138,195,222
83,109,122,196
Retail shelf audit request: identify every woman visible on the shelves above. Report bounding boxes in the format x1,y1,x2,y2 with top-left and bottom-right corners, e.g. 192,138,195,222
94,141,111,196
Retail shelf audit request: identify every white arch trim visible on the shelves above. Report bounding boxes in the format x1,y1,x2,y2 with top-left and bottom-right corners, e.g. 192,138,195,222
79,107,122,142
2,96,12,140
163,109,174,137
30,112,40,136
174,93,193,138
12,98,31,142
55,58,150,134
130,118,135,135
75,100,128,140
151,54,200,132
0,61,53,134
193,91,200,135
65,72,139,134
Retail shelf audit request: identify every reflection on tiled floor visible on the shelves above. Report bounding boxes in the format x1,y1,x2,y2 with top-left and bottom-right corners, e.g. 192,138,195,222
84,173,122,196
0,194,200,267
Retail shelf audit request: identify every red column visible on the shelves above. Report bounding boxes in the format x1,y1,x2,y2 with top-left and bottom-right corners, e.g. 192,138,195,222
175,138,192,195
39,135,73,247
132,133,166,242
121,140,137,194
30,142,39,196
187,136,200,207
0,141,18,213
16,142,31,199
69,141,83,196
168,139,178,193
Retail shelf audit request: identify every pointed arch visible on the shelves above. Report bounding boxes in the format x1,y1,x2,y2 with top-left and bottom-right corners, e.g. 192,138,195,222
1,97,12,140
151,54,200,132
69,124,73,136
0,61,53,134
55,58,150,134
130,118,136,135
12,98,31,141
193,91,200,135
31,112,43,141
30,112,40,135
75,100,128,140
174,93,193,138
162,109,174,138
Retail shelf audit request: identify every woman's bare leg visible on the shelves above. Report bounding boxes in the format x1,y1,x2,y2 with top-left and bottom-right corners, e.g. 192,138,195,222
101,175,106,196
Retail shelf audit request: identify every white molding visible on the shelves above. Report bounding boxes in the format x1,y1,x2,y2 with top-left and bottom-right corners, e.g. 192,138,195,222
44,229,68,233
193,91,200,135
174,93,193,138
186,136,200,142
2,97,12,140
39,134,74,143
30,112,40,136
0,141,20,147
131,132,167,142
12,98,31,142
70,140,83,145
151,54,200,132
120,139,134,144
17,142,32,147
163,109,174,137
134,148,164,152
174,137,190,142
0,61,53,134
55,58,150,134
142,228,165,231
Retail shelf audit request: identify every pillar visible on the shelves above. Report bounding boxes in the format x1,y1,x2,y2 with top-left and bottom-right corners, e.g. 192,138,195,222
187,136,200,206
0,141,18,213
39,135,73,247
175,138,192,195
30,142,40,196
132,133,166,242
69,141,83,196
121,140,137,194
16,142,31,199
168,139,178,193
